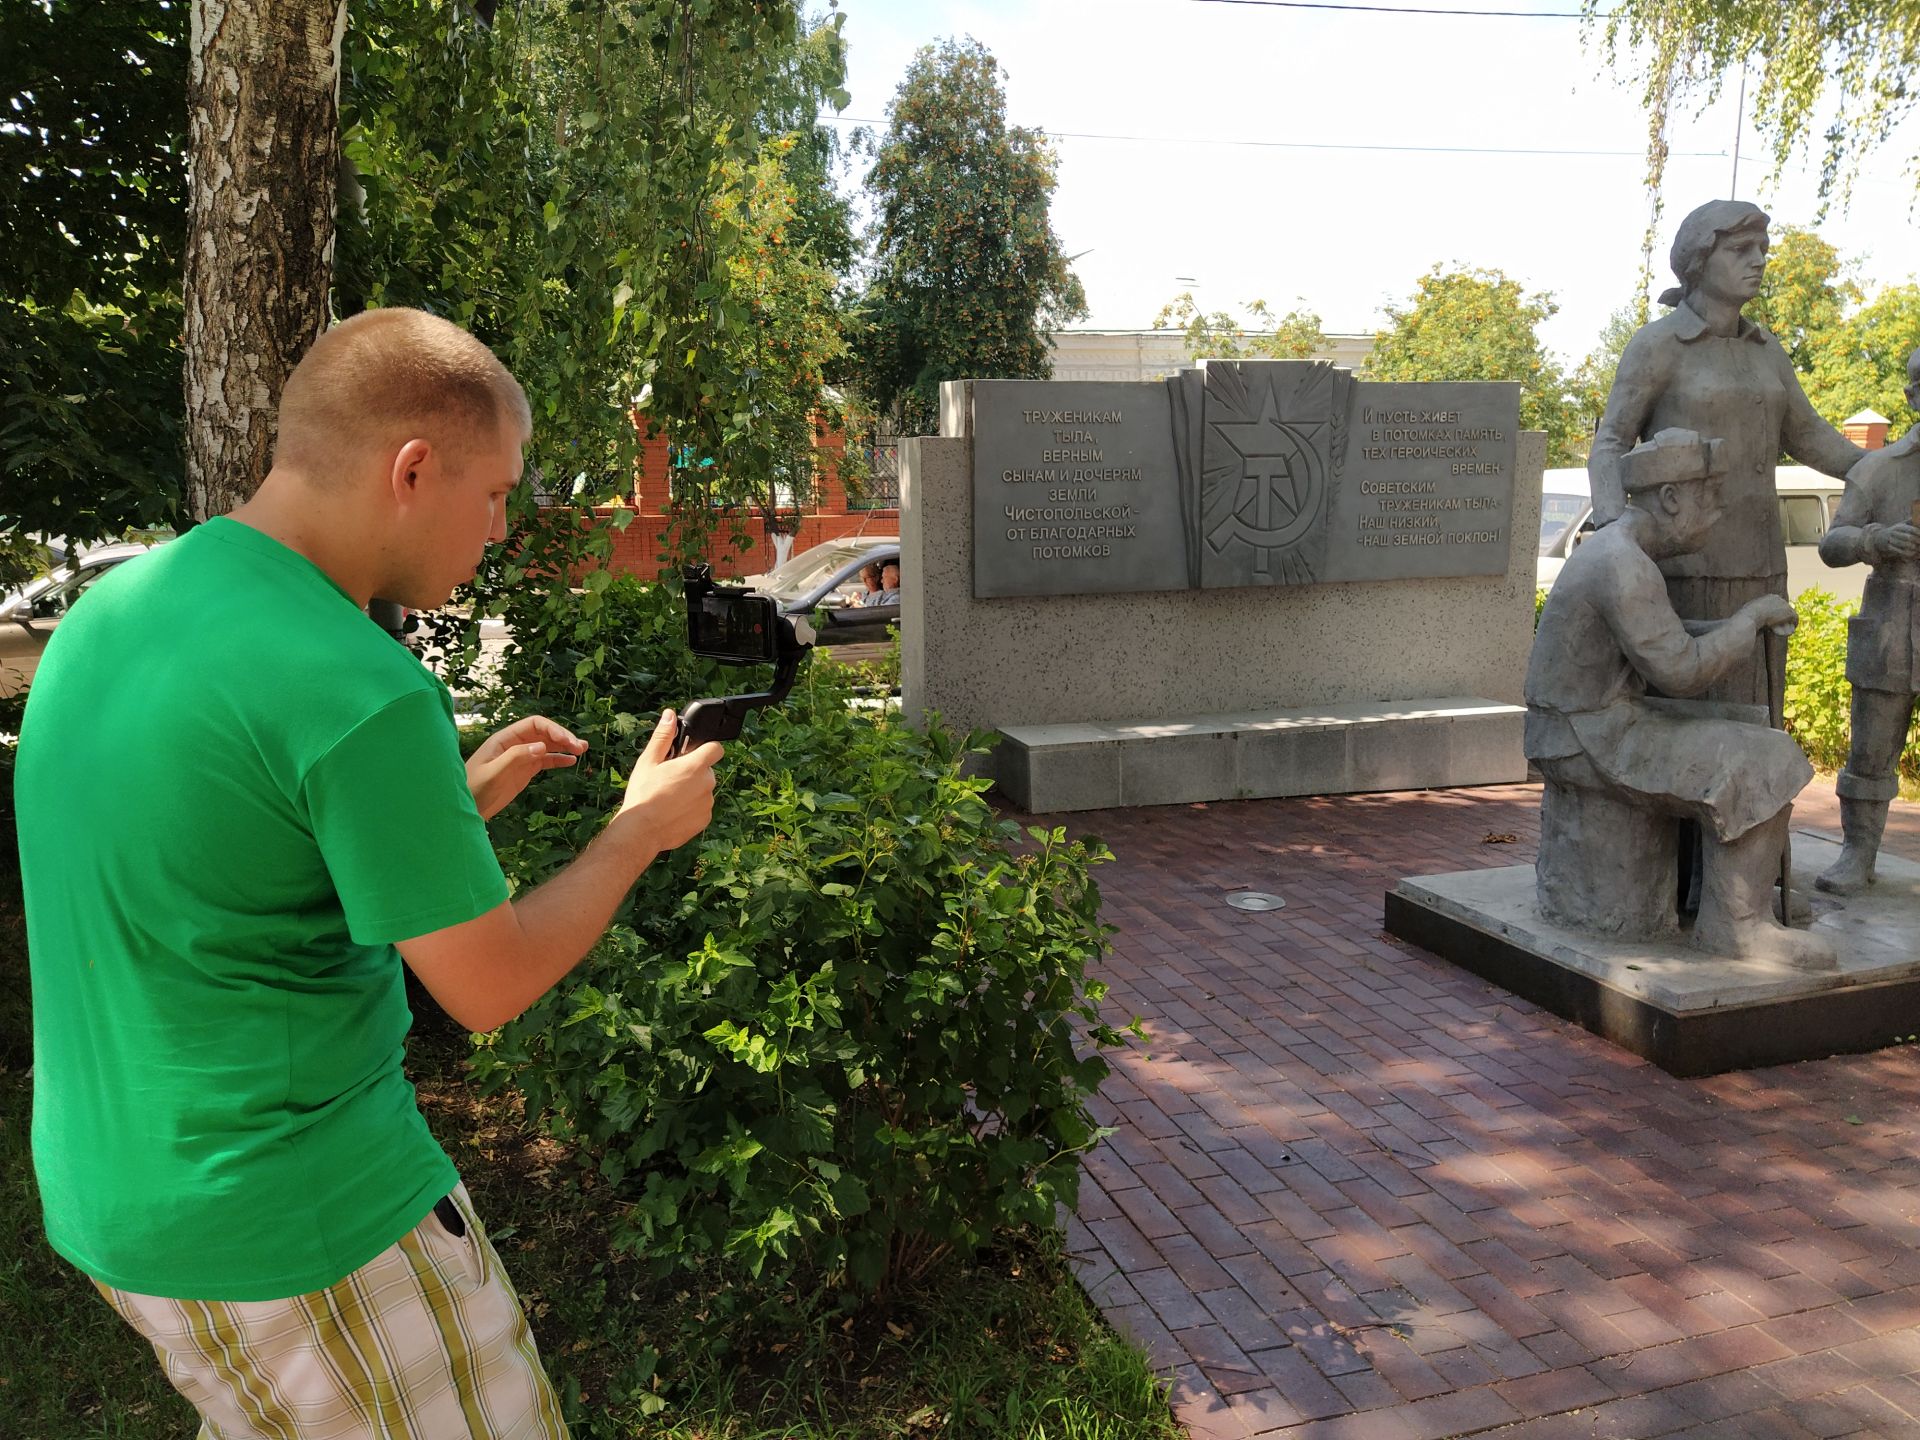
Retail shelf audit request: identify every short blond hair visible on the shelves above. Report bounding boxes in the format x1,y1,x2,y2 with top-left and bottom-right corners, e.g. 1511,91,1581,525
275,307,531,473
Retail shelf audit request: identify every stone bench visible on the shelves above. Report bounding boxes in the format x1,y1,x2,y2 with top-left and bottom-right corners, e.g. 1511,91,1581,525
993,696,1525,813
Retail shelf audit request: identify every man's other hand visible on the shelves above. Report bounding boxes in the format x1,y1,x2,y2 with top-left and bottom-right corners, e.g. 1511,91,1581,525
466,715,588,820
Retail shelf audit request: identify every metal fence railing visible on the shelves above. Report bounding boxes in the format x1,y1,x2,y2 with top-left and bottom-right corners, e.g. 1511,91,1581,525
848,433,901,510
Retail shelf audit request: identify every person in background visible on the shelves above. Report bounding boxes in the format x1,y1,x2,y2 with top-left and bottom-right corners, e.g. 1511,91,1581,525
874,559,902,606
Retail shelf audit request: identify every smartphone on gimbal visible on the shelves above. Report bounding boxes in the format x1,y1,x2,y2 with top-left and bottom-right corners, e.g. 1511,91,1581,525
674,567,813,754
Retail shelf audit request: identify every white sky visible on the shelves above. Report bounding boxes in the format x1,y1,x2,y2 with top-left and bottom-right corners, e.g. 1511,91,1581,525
823,0,1920,369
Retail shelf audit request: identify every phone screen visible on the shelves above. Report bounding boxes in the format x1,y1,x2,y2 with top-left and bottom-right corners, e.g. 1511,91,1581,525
688,590,779,663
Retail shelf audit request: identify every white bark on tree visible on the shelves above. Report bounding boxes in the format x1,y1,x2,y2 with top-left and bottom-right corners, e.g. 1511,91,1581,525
184,0,347,521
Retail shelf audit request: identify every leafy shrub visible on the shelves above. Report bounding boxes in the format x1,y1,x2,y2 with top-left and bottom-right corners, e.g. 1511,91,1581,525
1783,585,1920,783
468,576,1124,1308
1783,587,1856,773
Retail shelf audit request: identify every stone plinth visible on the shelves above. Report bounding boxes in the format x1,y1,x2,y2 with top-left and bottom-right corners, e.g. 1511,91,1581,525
997,697,1524,813
1385,831,1920,1076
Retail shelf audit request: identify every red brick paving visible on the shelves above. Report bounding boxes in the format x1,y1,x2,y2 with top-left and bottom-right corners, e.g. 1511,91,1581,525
1031,778,1920,1438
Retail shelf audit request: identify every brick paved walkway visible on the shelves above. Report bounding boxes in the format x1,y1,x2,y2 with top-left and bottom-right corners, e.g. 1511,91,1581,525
1050,781,1920,1439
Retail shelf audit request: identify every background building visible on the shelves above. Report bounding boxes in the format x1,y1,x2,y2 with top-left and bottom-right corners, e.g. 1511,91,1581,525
1046,329,1376,382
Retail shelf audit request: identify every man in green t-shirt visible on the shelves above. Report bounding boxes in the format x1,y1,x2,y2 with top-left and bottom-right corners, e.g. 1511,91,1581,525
19,308,722,1438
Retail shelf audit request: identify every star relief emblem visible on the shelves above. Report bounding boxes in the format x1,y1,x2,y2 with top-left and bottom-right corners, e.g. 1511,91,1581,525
1211,383,1326,531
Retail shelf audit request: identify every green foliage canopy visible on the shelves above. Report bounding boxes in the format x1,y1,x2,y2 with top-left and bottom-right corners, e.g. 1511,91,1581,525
1571,302,1642,448
681,137,850,532
340,2,840,506
1366,265,1583,466
0,0,186,575
337,0,853,686
1151,292,1327,368
849,38,1087,435
1806,284,1920,439
1746,226,1861,375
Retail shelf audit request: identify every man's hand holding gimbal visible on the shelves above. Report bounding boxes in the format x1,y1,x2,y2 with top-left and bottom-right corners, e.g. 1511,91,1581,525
613,709,722,858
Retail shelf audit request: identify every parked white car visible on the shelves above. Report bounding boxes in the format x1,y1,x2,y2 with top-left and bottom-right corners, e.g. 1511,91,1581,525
1537,466,1866,605
0,538,172,697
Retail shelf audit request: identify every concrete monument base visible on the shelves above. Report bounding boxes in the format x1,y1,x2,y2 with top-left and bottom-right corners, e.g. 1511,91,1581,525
994,696,1524,813
1384,831,1920,1076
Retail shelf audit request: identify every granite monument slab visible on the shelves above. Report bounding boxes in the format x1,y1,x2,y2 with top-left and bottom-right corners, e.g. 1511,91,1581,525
967,361,1519,599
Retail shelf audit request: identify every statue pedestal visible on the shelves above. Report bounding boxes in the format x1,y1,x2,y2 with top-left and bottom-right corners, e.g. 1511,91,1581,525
1385,832,1920,1077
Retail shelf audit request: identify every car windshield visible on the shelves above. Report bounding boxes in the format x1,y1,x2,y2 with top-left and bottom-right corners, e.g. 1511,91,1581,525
1539,494,1588,555
759,542,873,600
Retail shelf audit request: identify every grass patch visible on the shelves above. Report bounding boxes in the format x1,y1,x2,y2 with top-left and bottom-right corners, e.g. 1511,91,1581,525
1,896,1179,1440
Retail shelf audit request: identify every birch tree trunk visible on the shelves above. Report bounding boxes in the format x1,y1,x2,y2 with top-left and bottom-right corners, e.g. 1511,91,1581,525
184,0,347,521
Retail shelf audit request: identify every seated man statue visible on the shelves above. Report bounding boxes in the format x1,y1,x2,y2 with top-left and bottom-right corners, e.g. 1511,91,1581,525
1525,427,1834,970
1814,344,1920,896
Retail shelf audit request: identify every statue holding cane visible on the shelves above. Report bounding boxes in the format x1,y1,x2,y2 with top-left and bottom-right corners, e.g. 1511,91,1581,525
1525,428,1834,970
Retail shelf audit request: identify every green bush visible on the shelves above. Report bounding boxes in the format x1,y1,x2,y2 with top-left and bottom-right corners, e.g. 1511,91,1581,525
468,576,1125,1310
1783,587,1856,773
1783,586,1920,783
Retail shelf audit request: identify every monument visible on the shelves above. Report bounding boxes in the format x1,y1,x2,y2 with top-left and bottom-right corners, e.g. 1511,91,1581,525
899,359,1543,812
1588,199,1862,707
1387,201,1920,1077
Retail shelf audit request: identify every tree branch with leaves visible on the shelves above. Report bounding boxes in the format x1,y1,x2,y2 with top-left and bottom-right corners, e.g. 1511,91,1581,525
1588,0,1920,230
1151,292,1327,369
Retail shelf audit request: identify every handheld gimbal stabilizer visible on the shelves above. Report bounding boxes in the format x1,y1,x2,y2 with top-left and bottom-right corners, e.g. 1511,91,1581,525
674,565,814,755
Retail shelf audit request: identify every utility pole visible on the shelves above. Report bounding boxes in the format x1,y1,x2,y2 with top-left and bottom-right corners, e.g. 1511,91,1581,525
1730,66,1748,199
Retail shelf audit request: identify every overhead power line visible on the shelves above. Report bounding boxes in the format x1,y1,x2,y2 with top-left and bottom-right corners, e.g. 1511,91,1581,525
1193,0,1601,17
817,115,1721,161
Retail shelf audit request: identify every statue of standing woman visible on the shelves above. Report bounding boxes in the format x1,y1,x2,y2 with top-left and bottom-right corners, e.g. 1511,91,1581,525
1590,200,1863,705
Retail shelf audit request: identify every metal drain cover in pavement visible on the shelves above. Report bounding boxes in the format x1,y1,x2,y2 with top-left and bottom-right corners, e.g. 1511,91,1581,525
1226,891,1286,912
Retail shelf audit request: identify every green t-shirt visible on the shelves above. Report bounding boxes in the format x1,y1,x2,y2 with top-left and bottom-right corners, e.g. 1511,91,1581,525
18,518,509,1300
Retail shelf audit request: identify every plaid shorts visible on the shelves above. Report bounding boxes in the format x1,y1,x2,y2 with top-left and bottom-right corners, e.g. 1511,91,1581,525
93,1183,570,1440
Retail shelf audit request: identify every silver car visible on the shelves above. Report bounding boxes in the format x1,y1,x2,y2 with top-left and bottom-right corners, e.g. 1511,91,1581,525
743,535,901,645
0,539,170,697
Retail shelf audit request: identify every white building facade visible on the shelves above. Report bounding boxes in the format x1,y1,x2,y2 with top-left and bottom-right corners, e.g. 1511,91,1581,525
1047,328,1375,383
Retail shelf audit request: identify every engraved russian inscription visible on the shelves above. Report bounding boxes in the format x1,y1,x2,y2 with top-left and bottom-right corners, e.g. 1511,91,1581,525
1320,379,1518,581
971,381,1186,598
967,367,1519,597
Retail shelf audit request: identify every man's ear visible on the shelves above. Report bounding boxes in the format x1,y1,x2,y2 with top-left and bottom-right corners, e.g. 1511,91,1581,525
388,438,434,504
1657,482,1685,516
